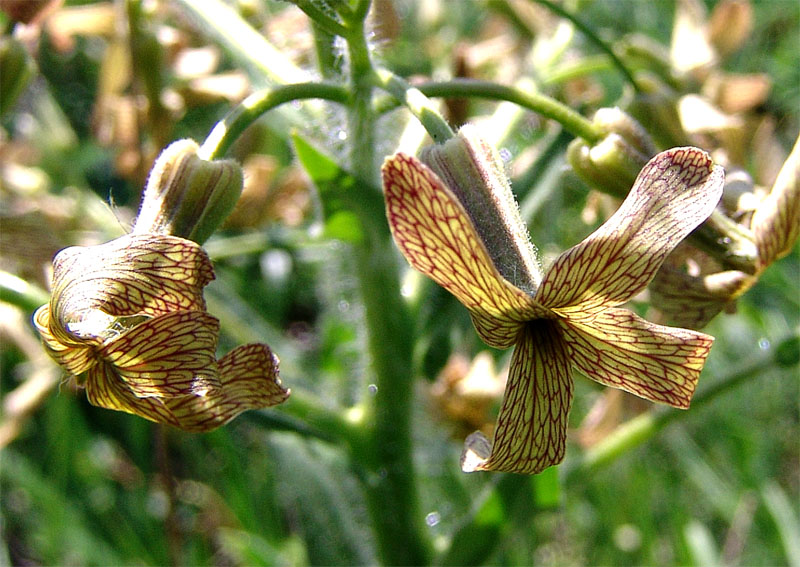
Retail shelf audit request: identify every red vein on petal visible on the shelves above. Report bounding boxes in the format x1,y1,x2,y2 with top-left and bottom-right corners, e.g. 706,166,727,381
383,153,546,348
52,234,213,328
477,321,574,474
85,361,181,427
537,148,724,313
99,310,220,398
165,344,288,431
558,308,713,408
752,138,800,268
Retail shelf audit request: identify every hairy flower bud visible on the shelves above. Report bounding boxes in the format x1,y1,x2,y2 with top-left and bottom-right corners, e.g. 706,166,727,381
419,124,542,293
133,139,244,244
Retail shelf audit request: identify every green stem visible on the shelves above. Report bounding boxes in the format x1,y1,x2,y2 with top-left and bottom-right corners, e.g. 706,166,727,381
373,69,455,144
564,333,800,483
199,83,350,160
377,78,602,143
540,55,615,87
339,9,431,565
344,17,378,177
291,0,349,38
533,0,642,93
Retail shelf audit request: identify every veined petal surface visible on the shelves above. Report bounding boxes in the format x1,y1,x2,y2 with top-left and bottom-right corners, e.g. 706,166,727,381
51,234,214,334
33,305,97,376
99,310,220,398
558,308,713,408
166,343,289,432
85,361,182,426
537,148,724,313
85,344,288,432
383,153,546,348
751,136,799,269
463,321,573,474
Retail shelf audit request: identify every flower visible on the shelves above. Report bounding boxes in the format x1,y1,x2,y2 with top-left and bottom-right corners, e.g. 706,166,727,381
33,233,289,431
33,140,289,431
381,126,724,474
650,134,799,329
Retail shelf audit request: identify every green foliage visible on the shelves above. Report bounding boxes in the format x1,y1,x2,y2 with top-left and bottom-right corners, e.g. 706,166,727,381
1,0,797,565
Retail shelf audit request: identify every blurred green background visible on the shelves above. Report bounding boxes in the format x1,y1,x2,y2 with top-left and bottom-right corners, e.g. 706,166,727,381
1,0,798,565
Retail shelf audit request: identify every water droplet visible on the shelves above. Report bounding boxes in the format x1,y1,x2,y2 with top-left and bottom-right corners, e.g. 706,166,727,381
368,384,378,394
337,130,348,141
338,300,350,312
425,511,441,527
260,249,292,282
499,147,512,163
758,338,771,350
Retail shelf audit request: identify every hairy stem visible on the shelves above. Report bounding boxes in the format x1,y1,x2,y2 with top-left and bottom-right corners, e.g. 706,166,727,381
340,9,432,565
199,83,349,160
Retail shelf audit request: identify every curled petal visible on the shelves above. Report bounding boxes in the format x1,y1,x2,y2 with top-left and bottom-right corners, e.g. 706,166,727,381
33,305,96,376
649,264,754,329
462,321,573,474
751,135,800,269
85,344,288,432
537,147,724,313
99,310,221,398
558,308,713,408
383,153,547,348
51,234,214,340
165,343,289,432
85,361,182,427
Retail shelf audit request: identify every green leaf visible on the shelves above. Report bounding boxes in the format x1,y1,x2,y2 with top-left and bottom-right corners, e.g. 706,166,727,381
291,132,384,244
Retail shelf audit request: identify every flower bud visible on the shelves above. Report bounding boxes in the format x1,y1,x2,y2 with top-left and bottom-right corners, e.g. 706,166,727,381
592,107,657,159
567,133,648,199
133,139,244,244
626,74,689,149
419,124,542,292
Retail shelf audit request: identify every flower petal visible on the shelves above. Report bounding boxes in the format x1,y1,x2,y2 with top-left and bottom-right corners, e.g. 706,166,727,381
165,343,289,432
383,153,546,348
537,147,724,313
85,344,288,432
558,308,713,408
33,304,97,376
461,321,573,474
99,310,220,398
649,264,753,329
51,234,214,339
751,136,799,269
85,361,182,427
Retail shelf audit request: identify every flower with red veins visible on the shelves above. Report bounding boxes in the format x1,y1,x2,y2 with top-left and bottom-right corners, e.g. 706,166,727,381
33,229,288,431
650,135,799,330
382,125,724,474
